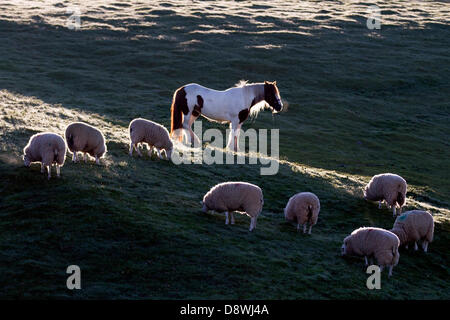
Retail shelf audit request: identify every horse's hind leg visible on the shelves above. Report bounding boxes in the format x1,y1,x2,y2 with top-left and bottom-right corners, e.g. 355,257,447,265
185,113,201,147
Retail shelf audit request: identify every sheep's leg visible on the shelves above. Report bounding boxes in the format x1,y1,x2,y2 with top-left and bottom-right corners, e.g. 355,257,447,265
56,164,60,177
370,257,374,265
47,165,51,180
95,155,100,165
225,212,229,225
230,212,235,225
297,223,300,231
393,206,397,217
378,201,382,209
388,265,393,277
308,225,312,234
147,145,154,157
72,152,76,162
129,143,134,156
422,241,428,253
84,152,88,163
414,242,418,251
134,143,142,157
303,224,307,234
365,256,369,266
405,244,409,250
249,217,257,231
40,163,45,173
156,149,163,159
379,265,384,272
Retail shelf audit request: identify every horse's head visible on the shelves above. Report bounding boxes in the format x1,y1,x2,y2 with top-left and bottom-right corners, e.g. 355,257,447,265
264,81,283,113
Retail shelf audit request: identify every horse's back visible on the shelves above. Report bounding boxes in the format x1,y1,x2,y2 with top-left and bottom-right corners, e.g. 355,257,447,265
182,83,246,122
184,83,223,95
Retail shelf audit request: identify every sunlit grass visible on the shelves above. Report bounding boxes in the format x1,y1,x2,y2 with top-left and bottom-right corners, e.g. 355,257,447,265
0,0,449,299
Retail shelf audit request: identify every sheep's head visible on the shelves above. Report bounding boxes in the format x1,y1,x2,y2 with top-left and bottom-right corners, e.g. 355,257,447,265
341,236,351,256
201,201,208,213
23,154,31,167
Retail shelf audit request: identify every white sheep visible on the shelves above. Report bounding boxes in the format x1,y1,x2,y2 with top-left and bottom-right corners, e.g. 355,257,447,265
284,192,320,234
23,132,67,179
128,118,173,160
341,227,400,277
390,210,434,252
201,182,264,231
364,173,407,217
65,122,107,165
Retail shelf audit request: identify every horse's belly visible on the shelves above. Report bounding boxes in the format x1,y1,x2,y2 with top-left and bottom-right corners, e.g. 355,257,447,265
201,108,230,123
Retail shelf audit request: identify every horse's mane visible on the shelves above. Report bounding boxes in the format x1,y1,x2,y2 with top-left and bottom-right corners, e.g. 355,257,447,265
249,101,268,118
234,80,268,118
235,80,249,87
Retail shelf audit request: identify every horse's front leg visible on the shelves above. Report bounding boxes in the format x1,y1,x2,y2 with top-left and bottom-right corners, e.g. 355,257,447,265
234,123,242,152
227,121,240,151
226,122,235,150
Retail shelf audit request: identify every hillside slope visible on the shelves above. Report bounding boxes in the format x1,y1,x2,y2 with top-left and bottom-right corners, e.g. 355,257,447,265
0,0,449,299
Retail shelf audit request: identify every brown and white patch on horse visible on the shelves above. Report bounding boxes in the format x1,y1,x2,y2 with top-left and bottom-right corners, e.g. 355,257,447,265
192,95,204,117
170,86,189,138
238,96,263,123
238,108,250,123
264,81,283,112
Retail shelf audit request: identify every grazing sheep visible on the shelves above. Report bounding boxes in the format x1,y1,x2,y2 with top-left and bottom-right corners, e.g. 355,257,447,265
390,210,434,252
201,182,264,231
23,132,67,179
364,173,407,217
65,122,107,165
284,192,320,234
341,227,400,277
129,118,173,160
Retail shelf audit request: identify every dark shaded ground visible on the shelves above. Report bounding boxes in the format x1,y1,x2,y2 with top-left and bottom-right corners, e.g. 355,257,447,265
0,1,449,299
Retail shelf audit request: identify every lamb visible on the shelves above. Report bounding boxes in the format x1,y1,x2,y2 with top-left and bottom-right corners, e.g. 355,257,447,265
23,132,67,179
364,173,407,217
201,182,264,231
341,227,400,277
284,192,320,234
128,118,173,160
65,122,107,165
390,210,434,252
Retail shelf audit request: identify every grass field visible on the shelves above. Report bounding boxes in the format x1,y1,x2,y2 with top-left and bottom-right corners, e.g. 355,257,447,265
0,0,449,299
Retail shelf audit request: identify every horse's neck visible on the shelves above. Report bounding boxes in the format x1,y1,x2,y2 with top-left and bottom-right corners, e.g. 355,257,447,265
247,84,265,105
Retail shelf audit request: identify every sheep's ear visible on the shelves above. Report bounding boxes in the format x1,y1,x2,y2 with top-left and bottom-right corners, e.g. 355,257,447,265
273,81,277,85
264,81,269,85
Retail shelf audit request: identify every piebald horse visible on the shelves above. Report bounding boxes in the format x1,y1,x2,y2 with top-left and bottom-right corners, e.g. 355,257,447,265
170,81,283,151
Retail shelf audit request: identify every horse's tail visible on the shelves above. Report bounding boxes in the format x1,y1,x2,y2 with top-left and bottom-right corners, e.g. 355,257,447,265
170,86,188,139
